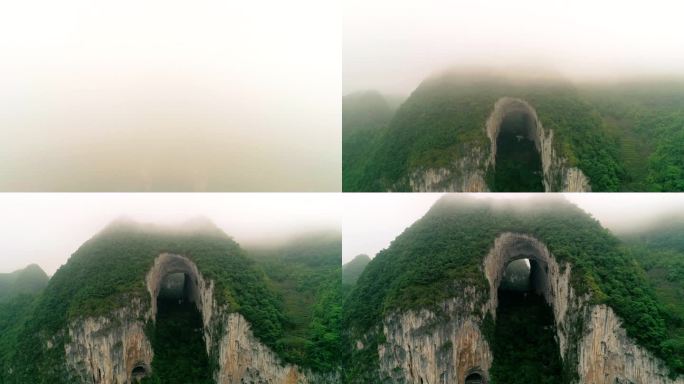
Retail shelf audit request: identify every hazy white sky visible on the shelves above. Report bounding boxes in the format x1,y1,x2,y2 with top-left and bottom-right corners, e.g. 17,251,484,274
0,0,340,191
342,193,684,263
0,193,340,275
344,0,684,94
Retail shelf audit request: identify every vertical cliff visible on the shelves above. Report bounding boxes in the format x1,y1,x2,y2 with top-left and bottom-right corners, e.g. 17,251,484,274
365,233,679,384
65,299,152,384
400,97,590,192
578,305,684,384
405,146,489,192
485,97,590,192
63,253,331,384
376,287,491,384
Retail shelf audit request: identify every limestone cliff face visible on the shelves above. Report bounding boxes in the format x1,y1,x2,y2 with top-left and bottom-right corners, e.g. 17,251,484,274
216,313,336,384
402,97,591,192
485,97,590,192
62,253,330,384
376,287,492,384
368,233,679,384
64,299,152,384
404,146,489,192
578,305,684,384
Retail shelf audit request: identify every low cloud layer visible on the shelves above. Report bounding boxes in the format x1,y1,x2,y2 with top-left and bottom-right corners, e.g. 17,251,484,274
0,193,340,275
344,0,684,95
343,193,684,263
0,0,340,191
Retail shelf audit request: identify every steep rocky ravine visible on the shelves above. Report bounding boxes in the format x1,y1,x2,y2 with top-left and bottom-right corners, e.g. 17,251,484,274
64,253,332,384
360,233,680,384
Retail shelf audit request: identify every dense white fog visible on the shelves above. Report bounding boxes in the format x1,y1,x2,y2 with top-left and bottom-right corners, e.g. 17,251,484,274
0,0,340,191
342,193,684,263
0,193,340,275
344,0,684,95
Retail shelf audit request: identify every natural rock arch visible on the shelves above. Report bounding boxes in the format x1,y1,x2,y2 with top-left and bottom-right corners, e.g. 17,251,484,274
374,232,681,384
132,253,216,382
146,253,214,323
476,232,572,382
484,233,556,314
485,97,547,191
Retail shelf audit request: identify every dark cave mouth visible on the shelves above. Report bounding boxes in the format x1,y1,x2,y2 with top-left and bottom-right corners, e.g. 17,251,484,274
465,371,485,384
148,272,213,384
489,258,563,383
493,112,544,192
131,365,147,381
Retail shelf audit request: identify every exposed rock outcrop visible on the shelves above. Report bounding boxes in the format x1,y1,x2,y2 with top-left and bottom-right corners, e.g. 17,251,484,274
65,299,152,384
403,97,591,192
485,97,590,192
377,287,491,384
216,313,334,384
405,147,489,192
579,305,684,384
63,253,331,384
369,233,679,384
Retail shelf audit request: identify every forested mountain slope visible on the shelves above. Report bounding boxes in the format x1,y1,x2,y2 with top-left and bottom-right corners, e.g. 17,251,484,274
245,231,342,372
344,74,684,192
343,196,682,383
0,220,339,383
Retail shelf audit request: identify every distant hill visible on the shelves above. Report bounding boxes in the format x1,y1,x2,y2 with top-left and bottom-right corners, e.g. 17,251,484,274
343,91,400,191
0,264,48,302
342,254,371,286
342,91,396,136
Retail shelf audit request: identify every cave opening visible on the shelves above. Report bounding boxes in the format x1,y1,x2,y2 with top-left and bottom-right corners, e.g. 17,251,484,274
492,111,544,192
131,365,146,382
464,371,484,384
489,257,562,383
148,271,213,384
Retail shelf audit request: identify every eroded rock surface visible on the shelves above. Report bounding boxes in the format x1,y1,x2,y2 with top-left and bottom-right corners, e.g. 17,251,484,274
65,299,152,384
404,97,591,192
579,305,684,384
405,146,489,192
370,233,679,384
64,253,332,384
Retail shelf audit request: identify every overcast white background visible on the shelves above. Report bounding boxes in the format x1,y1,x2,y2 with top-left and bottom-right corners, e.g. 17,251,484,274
342,193,684,263
344,0,684,95
0,0,340,191
0,193,340,275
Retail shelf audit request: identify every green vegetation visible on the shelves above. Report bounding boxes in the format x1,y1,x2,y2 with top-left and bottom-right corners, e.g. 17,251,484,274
342,254,371,286
246,231,342,372
344,195,682,380
489,291,563,384
343,74,623,191
619,217,684,372
0,265,49,381
345,76,684,192
342,91,397,191
491,114,543,191
0,264,49,302
0,220,339,383
141,299,213,384
580,80,684,191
